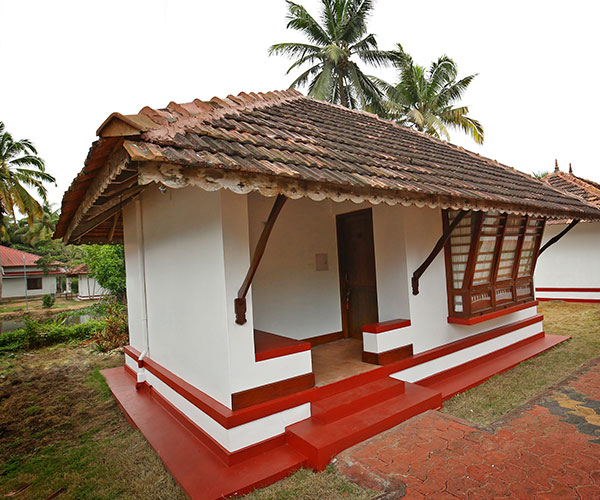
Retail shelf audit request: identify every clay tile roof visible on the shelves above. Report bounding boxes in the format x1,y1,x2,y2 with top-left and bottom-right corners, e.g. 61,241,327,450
55,89,600,243
0,245,57,268
543,169,600,208
69,263,89,275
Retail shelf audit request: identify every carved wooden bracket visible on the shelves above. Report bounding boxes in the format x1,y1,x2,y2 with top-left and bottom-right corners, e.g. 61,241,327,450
538,219,579,255
235,194,287,325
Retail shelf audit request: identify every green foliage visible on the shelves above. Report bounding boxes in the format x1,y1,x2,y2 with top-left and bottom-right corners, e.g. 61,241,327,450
269,0,394,114
378,44,484,144
0,319,106,353
0,122,56,223
83,245,126,301
533,170,550,180
42,294,55,308
90,302,128,352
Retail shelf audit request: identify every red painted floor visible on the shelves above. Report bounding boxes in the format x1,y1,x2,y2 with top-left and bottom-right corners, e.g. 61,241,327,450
102,333,571,499
337,358,600,500
102,367,306,500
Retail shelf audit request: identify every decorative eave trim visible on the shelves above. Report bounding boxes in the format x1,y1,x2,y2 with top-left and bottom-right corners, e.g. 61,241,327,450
136,160,600,221
63,146,131,242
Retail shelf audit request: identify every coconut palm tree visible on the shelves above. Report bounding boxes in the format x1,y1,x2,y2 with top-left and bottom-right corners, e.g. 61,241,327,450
17,204,59,246
379,45,484,144
0,122,56,223
269,0,392,114
0,122,55,299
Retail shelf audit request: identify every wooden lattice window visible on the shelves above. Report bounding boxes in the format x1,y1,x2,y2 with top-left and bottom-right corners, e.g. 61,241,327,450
443,210,545,320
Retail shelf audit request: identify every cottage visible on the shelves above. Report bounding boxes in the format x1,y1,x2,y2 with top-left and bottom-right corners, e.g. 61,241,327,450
55,90,600,499
534,162,600,303
0,246,63,300
66,263,108,300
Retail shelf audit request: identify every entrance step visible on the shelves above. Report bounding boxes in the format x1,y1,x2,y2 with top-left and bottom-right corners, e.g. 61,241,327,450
418,333,569,401
286,381,442,470
312,377,405,424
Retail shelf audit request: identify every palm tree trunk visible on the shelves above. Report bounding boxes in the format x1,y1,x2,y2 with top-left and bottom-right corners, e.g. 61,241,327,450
338,74,346,107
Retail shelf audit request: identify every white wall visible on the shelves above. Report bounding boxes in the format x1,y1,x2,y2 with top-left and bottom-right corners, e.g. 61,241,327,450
77,274,108,299
2,275,57,298
248,196,412,340
366,206,541,355
122,187,314,407
535,221,600,289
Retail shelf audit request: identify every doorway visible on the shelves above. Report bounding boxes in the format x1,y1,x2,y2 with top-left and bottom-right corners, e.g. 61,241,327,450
336,209,379,339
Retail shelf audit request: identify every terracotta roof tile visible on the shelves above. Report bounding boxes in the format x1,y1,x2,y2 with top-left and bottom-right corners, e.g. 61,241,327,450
55,90,600,242
544,170,600,207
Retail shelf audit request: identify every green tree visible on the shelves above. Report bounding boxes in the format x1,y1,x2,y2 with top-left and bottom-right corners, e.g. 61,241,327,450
269,0,392,113
17,204,59,246
378,45,484,144
0,122,56,223
84,245,126,302
533,171,549,180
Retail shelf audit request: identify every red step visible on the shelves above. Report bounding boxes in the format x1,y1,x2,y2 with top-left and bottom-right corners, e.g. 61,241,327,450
419,333,569,401
311,377,405,424
102,367,307,500
286,382,442,471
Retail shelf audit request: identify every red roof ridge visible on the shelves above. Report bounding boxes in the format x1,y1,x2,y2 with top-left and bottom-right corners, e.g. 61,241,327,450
138,90,304,141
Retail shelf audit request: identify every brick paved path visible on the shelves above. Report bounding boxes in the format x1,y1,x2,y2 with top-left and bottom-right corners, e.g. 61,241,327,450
337,360,600,500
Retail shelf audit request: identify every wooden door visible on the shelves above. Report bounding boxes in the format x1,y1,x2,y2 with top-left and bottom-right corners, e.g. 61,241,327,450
336,209,379,339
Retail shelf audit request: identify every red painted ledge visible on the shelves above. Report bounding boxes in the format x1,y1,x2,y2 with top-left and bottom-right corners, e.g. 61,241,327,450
536,287,600,292
448,301,538,326
121,312,543,431
538,297,600,304
363,318,411,334
254,330,311,362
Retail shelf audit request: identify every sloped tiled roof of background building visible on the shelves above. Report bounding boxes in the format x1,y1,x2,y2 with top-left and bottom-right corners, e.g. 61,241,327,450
55,90,600,243
544,164,600,208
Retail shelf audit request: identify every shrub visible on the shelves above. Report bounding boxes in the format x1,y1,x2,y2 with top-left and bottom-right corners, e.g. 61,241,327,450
0,319,106,353
90,302,128,352
42,294,55,308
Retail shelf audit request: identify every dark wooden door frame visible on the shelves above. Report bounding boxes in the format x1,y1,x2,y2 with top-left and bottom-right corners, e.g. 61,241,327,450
335,208,379,339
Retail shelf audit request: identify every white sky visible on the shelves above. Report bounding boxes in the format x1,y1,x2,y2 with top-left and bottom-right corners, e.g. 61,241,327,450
1,0,599,207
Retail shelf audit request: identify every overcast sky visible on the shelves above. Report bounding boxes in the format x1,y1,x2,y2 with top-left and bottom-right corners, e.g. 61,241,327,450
1,0,598,207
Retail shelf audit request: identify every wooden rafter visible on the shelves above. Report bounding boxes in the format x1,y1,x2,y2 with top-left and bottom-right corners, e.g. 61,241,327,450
64,145,130,242
234,195,287,325
108,213,119,242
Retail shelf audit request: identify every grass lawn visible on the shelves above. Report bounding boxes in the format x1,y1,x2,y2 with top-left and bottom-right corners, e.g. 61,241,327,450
1,301,597,499
441,301,600,425
0,298,98,318
0,345,373,500
0,345,185,499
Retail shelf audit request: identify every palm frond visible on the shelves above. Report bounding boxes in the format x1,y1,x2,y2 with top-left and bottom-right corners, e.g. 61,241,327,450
285,1,331,45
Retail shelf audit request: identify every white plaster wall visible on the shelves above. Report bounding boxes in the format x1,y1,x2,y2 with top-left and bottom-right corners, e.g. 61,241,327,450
77,275,108,299
372,204,411,320
2,275,56,298
123,186,233,406
535,221,600,289
248,195,412,339
248,194,343,340
123,202,145,351
373,206,542,355
122,187,314,405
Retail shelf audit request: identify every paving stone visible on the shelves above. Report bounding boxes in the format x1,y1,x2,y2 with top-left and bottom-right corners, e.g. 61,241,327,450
337,359,600,500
